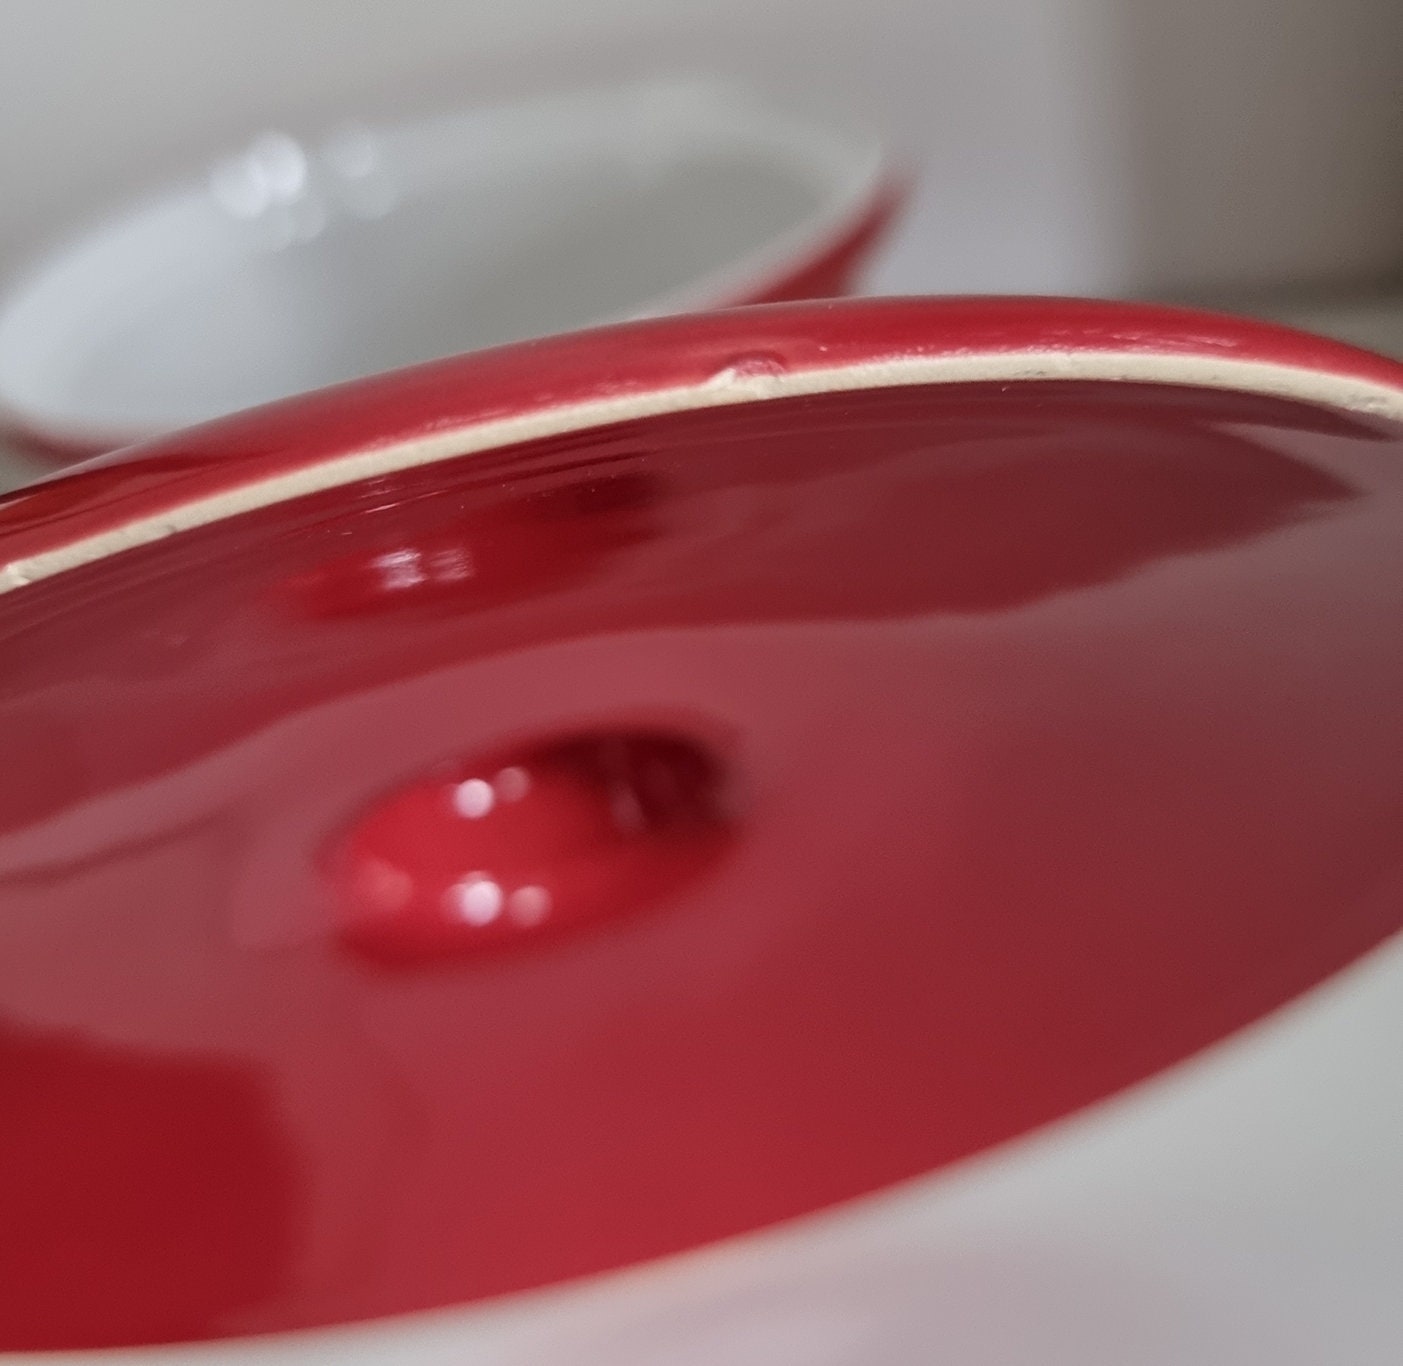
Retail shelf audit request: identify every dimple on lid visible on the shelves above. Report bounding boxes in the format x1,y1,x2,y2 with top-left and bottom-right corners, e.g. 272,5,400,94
1,296,1402,1352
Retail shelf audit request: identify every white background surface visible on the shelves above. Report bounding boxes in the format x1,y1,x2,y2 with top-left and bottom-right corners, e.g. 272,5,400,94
1,0,1401,300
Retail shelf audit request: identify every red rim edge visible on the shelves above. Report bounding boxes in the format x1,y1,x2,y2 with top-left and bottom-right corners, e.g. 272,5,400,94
4,294,1403,580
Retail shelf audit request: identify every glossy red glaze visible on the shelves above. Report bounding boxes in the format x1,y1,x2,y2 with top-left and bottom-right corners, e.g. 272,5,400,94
1,299,1402,1350
329,733,733,962
4,297,1402,549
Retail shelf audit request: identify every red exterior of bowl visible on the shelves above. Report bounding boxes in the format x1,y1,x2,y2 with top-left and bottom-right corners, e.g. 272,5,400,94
2,297,1402,1352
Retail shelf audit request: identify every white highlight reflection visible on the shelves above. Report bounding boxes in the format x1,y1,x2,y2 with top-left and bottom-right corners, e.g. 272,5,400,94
375,548,425,590
452,778,495,819
448,874,503,926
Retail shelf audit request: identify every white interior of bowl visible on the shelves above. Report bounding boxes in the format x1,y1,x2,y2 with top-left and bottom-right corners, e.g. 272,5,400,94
0,79,883,445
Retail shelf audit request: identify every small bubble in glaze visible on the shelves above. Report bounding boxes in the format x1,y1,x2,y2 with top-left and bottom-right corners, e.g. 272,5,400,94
706,352,788,387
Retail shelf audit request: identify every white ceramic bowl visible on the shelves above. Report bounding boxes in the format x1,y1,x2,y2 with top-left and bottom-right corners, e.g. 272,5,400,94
0,78,893,458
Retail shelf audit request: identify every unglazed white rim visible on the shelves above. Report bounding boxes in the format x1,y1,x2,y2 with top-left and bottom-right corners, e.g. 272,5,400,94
3,346,1403,595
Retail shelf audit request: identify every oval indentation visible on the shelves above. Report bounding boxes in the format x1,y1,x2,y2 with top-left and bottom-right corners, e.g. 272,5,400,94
325,732,732,963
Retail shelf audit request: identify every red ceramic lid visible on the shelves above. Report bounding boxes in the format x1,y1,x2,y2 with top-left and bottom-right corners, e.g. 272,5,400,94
2,297,1402,1351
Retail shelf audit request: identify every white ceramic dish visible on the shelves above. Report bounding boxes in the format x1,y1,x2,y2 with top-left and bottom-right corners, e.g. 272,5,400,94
0,78,893,458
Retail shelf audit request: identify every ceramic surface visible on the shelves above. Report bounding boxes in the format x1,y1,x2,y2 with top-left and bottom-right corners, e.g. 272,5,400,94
0,80,896,460
2,297,1402,1362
